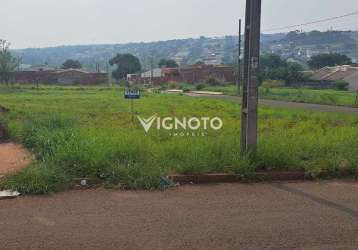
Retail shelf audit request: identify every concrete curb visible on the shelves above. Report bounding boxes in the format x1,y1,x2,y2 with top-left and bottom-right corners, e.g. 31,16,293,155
169,171,306,184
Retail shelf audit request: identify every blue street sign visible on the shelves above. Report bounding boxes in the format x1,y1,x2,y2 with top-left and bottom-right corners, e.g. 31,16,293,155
124,89,141,99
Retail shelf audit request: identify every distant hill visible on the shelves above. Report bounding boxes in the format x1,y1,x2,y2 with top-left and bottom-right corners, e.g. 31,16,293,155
13,31,358,71
14,36,241,71
264,31,358,66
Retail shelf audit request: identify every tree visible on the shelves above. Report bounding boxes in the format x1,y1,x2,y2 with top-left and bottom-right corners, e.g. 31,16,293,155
260,53,306,85
260,53,287,70
62,59,82,69
0,39,17,85
308,53,352,69
283,62,306,85
158,59,178,68
109,54,141,80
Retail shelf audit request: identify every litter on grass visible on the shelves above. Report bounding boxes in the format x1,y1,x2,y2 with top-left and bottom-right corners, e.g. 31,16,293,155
160,176,179,190
0,190,21,200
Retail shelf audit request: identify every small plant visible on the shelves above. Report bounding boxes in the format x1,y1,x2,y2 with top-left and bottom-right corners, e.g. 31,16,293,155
0,115,9,141
183,88,191,93
206,77,221,86
168,82,178,89
0,122,9,141
119,79,130,87
159,84,168,91
196,83,206,91
332,80,349,91
320,94,338,105
264,87,271,95
178,83,193,90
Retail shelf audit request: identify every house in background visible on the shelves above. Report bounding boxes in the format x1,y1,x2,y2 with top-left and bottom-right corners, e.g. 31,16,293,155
310,66,358,90
12,68,108,85
55,69,107,85
128,64,235,85
128,68,180,85
179,65,235,83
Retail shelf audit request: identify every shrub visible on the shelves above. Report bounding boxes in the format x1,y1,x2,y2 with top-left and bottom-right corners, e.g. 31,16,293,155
183,88,191,93
0,123,9,141
159,84,168,90
332,80,349,91
261,80,285,88
1,163,70,194
206,77,222,86
168,82,178,89
0,117,9,141
178,83,193,90
119,79,130,87
196,83,206,91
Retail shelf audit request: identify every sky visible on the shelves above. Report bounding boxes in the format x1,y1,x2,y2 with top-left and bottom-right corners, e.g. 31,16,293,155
1,0,358,49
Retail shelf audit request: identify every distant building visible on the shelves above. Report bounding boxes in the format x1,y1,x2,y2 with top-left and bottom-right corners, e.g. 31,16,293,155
141,68,163,78
179,65,235,83
20,65,56,72
127,64,235,85
128,68,181,85
310,65,358,90
12,68,108,85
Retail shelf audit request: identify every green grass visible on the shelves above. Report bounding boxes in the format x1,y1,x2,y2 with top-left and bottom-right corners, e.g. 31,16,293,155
259,87,358,107
172,83,358,107
192,85,358,107
0,85,358,193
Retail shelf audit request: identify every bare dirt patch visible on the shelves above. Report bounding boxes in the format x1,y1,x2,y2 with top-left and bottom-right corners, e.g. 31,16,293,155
0,143,32,177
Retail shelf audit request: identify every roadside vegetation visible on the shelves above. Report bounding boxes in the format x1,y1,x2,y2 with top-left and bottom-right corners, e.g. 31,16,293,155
161,52,358,107
171,83,358,107
0,86,358,193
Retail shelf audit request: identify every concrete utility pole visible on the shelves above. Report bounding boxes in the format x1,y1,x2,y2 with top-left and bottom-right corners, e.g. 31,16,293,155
17,56,23,71
237,19,242,95
150,57,154,85
241,0,262,154
106,62,112,87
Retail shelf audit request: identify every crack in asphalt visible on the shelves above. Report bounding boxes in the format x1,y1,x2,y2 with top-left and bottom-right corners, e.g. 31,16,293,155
272,183,358,219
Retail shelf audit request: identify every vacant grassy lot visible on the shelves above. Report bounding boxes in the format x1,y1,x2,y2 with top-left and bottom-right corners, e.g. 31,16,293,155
259,87,358,106
181,84,358,107
0,85,358,193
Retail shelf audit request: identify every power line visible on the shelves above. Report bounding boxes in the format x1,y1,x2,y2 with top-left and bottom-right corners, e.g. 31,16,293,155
263,11,358,32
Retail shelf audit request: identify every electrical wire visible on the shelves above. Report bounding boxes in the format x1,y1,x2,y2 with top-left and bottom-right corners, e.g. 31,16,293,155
263,11,358,32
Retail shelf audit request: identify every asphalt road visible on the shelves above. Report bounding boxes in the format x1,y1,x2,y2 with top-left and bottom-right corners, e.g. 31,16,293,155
186,93,358,114
1,182,358,249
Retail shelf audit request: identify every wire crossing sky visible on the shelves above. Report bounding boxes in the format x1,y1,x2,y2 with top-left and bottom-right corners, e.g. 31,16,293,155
263,11,358,32
1,0,358,49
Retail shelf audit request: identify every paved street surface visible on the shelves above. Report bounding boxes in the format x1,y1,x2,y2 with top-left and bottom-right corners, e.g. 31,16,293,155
186,93,358,114
1,182,358,249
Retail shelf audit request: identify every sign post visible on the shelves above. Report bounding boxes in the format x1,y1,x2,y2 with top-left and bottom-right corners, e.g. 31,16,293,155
241,0,262,154
124,89,141,123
